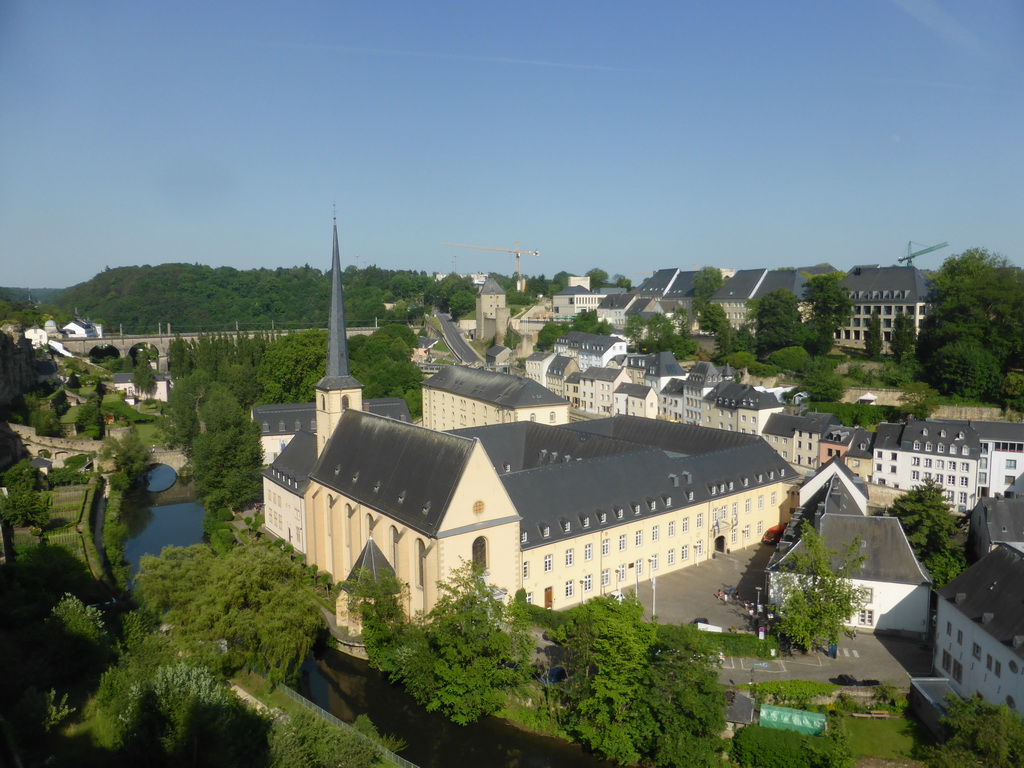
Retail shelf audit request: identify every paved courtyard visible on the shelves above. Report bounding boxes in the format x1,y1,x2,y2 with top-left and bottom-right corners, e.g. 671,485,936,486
623,542,934,686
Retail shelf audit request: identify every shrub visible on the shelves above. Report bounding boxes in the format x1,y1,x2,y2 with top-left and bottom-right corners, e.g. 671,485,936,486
769,346,810,373
521,602,571,632
732,725,816,768
748,362,781,378
751,680,837,708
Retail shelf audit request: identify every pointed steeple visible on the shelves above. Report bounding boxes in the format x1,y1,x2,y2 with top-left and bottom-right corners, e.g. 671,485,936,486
317,217,362,391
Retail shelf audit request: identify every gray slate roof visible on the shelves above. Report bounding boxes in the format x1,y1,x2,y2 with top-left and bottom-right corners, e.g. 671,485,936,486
937,544,1024,660
318,220,362,391
254,403,318,436
960,420,1024,443
873,422,905,452
771,513,930,585
712,266,835,302
899,419,980,454
563,414,767,456
555,331,624,354
707,382,782,411
645,351,684,378
344,537,396,584
478,276,505,295
311,410,478,537
598,293,637,310
615,383,654,398
971,497,1024,546
263,429,319,493
841,265,933,303
450,421,645,474
424,366,566,408
506,438,791,550
364,398,412,423
763,412,840,439
577,366,624,383
547,355,575,376
555,285,593,296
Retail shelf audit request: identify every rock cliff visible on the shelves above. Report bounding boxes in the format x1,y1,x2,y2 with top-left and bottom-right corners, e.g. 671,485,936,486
0,329,37,409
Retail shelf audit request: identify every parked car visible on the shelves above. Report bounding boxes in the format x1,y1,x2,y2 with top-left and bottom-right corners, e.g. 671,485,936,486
762,524,786,545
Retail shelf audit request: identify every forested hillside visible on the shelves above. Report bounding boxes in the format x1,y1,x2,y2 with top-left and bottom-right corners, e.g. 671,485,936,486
48,263,439,333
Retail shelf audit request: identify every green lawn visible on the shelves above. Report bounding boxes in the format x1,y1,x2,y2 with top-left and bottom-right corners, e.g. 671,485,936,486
844,714,928,760
134,421,163,447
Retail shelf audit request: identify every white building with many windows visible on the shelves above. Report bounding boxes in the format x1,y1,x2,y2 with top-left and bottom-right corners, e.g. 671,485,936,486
933,544,1024,715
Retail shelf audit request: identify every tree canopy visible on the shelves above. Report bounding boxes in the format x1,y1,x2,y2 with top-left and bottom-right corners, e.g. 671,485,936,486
753,290,804,357
774,523,867,650
889,478,967,586
803,272,852,356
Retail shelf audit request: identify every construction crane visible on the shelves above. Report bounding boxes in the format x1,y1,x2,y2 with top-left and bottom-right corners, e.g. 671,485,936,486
441,241,539,291
898,241,948,267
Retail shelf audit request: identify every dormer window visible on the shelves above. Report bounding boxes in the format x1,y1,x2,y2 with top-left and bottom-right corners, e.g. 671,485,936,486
757,473,763,482
949,445,958,455
542,525,550,538
957,432,965,440
925,443,933,452
373,480,381,492
422,501,431,514
914,441,921,450
615,507,624,519
940,429,947,438
352,471,360,482
562,521,571,533
633,503,641,515
663,494,672,507
710,486,717,496
719,483,726,493
262,422,269,433
599,511,607,524
582,517,590,529
728,481,734,491
938,444,945,453
521,532,528,543
922,428,929,436
742,477,749,487
504,463,511,473
962,447,969,456
397,490,406,503
687,490,694,501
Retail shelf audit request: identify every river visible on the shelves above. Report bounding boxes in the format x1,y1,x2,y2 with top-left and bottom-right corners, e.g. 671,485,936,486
121,464,206,580
121,465,609,768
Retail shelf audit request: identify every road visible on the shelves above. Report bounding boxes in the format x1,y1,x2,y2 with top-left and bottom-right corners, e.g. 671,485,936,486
434,312,482,364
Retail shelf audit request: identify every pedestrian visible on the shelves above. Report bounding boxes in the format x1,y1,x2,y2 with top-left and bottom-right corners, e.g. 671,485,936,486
716,589,723,601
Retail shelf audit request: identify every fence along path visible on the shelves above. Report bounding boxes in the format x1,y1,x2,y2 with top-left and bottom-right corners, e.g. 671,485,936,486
278,684,420,768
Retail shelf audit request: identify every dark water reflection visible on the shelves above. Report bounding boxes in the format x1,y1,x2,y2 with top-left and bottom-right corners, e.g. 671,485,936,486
144,463,178,493
122,474,206,581
302,649,613,768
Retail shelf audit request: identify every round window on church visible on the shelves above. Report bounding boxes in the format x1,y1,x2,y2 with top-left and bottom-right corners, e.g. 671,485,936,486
473,501,485,515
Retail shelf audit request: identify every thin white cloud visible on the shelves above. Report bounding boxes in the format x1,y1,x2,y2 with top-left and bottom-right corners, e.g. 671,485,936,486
890,0,996,64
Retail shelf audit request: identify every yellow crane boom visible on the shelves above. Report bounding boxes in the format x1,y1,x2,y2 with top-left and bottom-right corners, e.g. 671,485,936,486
441,241,540,291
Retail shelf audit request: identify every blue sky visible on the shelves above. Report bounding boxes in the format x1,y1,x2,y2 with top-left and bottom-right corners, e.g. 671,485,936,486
1,1,1022,288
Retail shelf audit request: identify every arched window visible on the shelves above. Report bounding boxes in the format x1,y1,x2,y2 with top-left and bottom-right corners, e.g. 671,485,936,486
391,526,400,567
530,413,536,422
321,395,325,409
342,395,350,410
472,536,487,569
549,411,556,423
417,539,426,588
366,513,373,538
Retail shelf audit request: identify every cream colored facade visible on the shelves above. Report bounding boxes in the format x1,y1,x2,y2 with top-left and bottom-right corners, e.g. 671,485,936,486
423,382,569,431
264,468,308,551
520,479,793,610
316,385,362,452
305,440,521,618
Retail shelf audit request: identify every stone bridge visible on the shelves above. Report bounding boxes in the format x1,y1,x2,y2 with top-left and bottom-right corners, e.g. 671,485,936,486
149,448,188,472
59,326,379,371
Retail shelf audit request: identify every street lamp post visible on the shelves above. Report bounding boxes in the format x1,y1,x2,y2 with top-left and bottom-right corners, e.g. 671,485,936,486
648,558,657,619
756,586,763,615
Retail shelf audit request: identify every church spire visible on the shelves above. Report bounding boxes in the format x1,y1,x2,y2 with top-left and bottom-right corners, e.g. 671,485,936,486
317,216,362,392
325,216,351,379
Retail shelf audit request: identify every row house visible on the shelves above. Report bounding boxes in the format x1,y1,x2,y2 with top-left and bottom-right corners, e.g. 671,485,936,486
614,383,658,420
870,419,981,512
524,352,579,399
657,361,735,423
972,422,1024,499
761,412,840,471
596,293,639,328
565,366,629,416
553,331,628,372
709,266,835,330
701,381,784,436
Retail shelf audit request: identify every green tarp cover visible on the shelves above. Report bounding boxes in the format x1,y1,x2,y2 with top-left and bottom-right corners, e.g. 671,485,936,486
759,705,827,735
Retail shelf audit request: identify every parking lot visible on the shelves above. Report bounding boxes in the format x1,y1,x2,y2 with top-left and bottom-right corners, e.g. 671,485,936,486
625,542,934,686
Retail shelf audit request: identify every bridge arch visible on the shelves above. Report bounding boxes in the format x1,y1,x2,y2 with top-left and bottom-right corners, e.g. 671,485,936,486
88,343,121,362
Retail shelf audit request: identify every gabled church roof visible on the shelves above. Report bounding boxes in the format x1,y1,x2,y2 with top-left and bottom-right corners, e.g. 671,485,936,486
478,276,505,295
311,410,477,537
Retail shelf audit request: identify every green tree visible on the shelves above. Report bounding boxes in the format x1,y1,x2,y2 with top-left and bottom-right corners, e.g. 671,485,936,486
889,478,967,585
395,562,531,725
447,288,476,320
931,341,1002,401
801,357,846,402
0,460,47,528
918,248,1024,395
699,302,728,336
774,523,867,651
1003,372,1024,412
135,544,322,683
535,322,567,351
114,662,270,767
556,595,657,764
625,313,647,351
890,312,916,363
803,272,852,356
864,311,883,358
256,330,328,405
768,346,810,374
268,709,380,768
754,289,804,358
926,695,1024,768
132,350,157,398
191,384,263,509
586,268,609,291
102,429,152,484
899,381,940,420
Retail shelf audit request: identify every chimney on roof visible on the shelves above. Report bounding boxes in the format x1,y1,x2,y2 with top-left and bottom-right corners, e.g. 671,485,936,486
982,612,995,625
1014,636,1024,649
955,593,967,604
